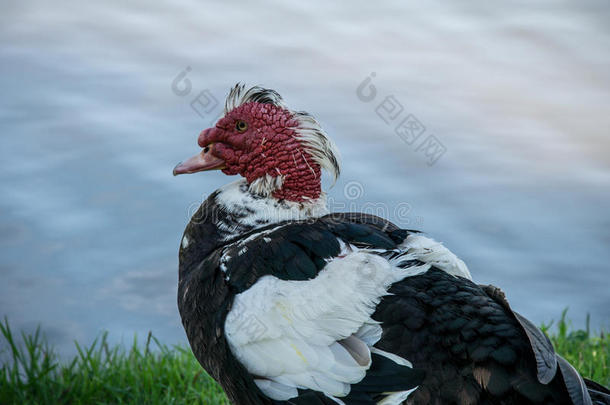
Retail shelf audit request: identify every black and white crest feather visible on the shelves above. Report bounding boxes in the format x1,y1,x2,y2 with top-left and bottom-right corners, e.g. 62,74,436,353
224,83,287,113
223,83,341,184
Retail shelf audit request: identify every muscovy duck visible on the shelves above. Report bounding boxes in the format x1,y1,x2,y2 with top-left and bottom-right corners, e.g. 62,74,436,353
173,84,610,405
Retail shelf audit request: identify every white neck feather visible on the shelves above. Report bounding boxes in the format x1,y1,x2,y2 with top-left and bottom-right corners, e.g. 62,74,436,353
215,179,329,233
247,174,285,197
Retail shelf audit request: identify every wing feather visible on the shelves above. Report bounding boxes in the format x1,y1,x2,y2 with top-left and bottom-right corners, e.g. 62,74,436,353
225,250,428,400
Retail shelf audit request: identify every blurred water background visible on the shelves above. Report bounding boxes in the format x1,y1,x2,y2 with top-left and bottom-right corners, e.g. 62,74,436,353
1,0,609,356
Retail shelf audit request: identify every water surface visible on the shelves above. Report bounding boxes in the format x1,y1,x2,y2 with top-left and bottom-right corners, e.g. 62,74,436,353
1,0,609,356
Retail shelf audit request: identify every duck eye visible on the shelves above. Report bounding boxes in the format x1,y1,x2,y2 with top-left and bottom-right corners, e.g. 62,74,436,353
235,120,248,133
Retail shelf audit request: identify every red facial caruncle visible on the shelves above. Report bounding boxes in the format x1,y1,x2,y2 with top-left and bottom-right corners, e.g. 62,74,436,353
173,100,323,202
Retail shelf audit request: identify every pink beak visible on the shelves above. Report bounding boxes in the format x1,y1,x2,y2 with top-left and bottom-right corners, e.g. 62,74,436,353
173,144,225,176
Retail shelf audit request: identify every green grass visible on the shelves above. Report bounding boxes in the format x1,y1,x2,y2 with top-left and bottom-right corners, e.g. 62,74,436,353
1,312,608,404
541,309,609,387
0,319,229,405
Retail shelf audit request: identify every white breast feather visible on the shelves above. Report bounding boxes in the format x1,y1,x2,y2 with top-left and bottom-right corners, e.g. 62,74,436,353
224,232,468,402
225,250,429,401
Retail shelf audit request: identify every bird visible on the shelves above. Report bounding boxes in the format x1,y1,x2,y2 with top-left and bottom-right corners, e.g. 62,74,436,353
173,83,610,405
